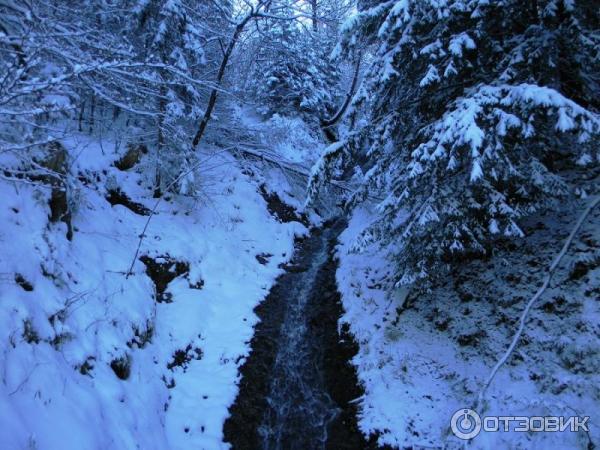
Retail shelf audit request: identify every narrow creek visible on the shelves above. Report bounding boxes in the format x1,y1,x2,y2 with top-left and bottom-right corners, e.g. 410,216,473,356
224,219,371,449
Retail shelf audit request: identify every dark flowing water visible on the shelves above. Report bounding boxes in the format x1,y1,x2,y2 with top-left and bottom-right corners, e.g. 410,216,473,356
258,228,338,449
224,220,370,450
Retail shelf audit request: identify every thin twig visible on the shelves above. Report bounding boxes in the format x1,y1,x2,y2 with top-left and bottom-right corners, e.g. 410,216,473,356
124,151,231,278
476,195,600,411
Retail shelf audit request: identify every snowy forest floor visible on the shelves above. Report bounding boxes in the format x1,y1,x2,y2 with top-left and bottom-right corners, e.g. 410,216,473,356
337,167,600,449
0,124,315,449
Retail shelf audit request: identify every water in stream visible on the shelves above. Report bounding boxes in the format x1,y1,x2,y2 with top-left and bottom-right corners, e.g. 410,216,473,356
258,228,338,449
224,220,367,450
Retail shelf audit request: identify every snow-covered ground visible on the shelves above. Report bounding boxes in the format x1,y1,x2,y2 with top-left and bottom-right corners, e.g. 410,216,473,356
3,110,596,450
233,105,323,164
0,133,309,449
336,195,600,449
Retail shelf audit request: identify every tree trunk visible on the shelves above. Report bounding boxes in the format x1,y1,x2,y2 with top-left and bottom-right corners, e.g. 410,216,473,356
155,52,167,198
192,18,250,149
321,52,362,129
89,94,96,133
155,88,166,198
78,100,85,132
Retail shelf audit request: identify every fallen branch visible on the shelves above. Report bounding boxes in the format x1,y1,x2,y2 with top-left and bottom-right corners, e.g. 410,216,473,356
476,195,600,411
231,145,361,196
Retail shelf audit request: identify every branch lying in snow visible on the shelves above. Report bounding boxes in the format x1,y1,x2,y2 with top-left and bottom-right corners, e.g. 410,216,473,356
9,362,48,396
231,145,358,195
475,195,600,412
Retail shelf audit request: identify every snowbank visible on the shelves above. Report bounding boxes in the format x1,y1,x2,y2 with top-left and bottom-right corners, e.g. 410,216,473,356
0,135,306,449
336,201,599,449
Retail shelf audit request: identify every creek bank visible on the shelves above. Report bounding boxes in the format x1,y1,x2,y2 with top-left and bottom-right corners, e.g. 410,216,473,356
223,219,382,450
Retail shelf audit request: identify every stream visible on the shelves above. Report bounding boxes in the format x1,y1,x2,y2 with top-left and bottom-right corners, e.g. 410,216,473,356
224,219,371,449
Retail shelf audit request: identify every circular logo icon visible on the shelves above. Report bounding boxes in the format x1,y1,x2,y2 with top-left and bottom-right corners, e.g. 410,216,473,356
451,408,482,440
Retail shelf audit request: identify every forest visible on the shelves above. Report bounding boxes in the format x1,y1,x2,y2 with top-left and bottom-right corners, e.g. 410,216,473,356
0,0,599,449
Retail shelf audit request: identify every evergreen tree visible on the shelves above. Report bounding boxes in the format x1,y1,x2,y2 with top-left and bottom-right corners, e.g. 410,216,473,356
133,0,208,194
309,0,600,287
245,0,342,121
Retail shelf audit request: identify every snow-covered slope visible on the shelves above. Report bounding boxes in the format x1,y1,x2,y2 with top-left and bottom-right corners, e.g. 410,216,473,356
0,135,307,450
336,195,600,449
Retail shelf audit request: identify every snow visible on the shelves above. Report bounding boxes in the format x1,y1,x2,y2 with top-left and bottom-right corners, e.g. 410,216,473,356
233,106,322,165
470,158,483,182
448,32,476,56
0,133,306,449
336,199,600,449
419,64,440,87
